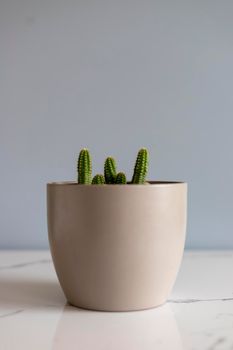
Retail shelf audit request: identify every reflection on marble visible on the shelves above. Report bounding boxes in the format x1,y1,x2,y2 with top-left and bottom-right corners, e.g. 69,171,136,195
53,304,182,350
0,251,233,349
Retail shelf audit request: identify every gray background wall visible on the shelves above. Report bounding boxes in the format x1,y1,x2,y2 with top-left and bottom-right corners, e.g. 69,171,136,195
1,0,232,249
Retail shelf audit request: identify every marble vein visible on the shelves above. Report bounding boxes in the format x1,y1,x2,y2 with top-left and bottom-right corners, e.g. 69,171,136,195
168,297,233,304
0,259,51,271
207,337,226,350
0,309,24,319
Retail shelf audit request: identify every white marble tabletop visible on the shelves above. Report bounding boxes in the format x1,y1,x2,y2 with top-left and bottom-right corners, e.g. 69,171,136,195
0,250,233,350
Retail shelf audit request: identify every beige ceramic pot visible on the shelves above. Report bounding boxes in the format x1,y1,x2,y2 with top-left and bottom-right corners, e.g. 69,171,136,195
47,181,187,311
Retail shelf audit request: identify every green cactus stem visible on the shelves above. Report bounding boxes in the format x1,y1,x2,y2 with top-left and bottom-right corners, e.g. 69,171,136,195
104,157,117,184
131,148,149,184
77,148,92,184
116,172,127,184
92,174,105,184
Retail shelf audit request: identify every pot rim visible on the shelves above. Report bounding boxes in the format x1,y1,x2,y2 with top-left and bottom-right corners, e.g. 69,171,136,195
47,181,187,187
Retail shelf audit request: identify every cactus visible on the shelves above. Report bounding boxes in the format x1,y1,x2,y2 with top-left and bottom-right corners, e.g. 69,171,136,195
104,157,117,184
77,148,92,184
92,174,105,184
131,148,149,184
116,172,127,184
75,147,150,186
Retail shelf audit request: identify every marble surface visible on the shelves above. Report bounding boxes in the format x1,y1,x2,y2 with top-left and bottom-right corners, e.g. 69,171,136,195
0,251,233,350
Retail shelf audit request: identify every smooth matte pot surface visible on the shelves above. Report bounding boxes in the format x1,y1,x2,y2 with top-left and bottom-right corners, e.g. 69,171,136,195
47,182,187,311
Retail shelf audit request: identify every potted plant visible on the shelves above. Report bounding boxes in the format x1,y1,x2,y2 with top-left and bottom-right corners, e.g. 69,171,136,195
47,148,187,311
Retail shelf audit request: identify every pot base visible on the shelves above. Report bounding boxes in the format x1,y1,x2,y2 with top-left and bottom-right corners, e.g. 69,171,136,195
67,300,167,312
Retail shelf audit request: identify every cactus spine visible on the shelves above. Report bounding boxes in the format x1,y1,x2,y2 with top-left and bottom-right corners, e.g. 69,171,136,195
131,148,149,184
104,157,117,184
92,174,105,184
77,148,92,184
116,172,127,184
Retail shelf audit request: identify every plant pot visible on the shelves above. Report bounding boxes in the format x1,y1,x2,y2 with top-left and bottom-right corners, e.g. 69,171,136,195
47,181,187,311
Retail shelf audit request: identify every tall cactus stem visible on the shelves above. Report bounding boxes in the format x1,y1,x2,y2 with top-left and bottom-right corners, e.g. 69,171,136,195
77,148,92,184
131,148,149,184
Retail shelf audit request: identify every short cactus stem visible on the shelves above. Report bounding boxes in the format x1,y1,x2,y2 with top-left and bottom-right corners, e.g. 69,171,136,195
104,157,117,184
92,174,105,184
116,172,127,184
131,148,149,184
77,148,92,184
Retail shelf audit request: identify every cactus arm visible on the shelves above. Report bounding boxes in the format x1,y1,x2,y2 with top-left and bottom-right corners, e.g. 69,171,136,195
116,172,127,184
92,174,105,184
77,148,92,184
104,157,117,184
131,148,149,184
